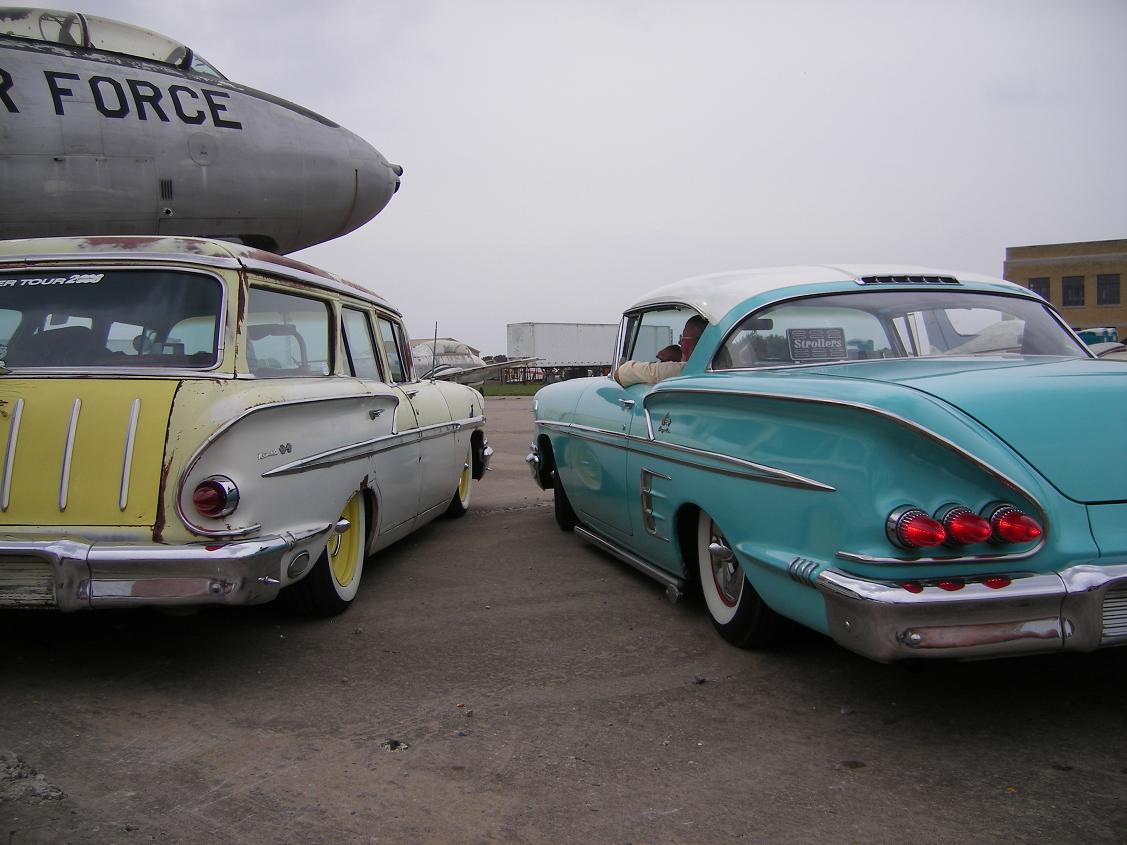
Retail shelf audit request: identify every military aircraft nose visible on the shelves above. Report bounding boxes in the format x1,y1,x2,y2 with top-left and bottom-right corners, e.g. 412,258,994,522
338,131,401,236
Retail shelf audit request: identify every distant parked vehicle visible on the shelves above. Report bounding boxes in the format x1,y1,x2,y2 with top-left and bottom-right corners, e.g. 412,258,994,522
528,264,1127,661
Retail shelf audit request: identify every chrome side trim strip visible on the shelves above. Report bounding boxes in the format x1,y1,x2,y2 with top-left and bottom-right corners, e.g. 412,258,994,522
189,523,264,539
59,398,81,511
1,398,24,511
835,542,1044,566
575,525,685,598
645,387,1044,515
119,398,141,511
261,416,484,478
537,420,833,491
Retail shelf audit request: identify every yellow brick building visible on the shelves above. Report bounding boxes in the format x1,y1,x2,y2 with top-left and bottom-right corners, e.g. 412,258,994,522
1003,239,1127,339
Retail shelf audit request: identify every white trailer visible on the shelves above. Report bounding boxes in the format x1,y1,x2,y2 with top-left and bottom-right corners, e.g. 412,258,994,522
507,322,619,367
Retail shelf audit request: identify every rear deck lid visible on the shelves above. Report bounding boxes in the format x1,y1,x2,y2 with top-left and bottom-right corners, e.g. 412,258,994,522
0,379,177,526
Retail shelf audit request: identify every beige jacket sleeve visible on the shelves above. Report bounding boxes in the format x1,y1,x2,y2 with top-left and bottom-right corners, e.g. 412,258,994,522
613,360,685,387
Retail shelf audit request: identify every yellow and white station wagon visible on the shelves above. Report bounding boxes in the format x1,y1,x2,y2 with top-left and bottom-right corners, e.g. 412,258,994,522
0,236,489,615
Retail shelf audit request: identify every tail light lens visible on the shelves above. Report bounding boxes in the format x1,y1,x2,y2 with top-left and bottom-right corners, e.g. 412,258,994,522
937,505,993,546
984,503,1042,544
887,506,946,549
193,476,239,518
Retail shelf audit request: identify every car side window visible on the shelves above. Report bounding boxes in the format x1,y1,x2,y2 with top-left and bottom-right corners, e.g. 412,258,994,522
620,306,700,362
246,287,331,377
376,317,410,383
716,304,896,368
342,307,383,380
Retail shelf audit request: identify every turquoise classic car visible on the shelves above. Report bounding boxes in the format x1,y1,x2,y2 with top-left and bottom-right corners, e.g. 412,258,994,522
527,265,1127,661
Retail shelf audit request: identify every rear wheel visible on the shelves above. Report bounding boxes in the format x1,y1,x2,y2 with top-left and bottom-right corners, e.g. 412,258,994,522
553,470,579,531
697,510,788,648
284,492,367,616
445,444,473,518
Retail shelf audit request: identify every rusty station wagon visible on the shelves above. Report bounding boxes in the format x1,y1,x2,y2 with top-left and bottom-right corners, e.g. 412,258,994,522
0,236,489,615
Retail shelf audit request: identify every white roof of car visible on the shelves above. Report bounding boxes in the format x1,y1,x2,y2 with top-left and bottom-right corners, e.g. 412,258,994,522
628,264,1026,324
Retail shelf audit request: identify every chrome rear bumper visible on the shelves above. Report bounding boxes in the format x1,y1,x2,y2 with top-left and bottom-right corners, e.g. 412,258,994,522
817,563,1127,661
0,524,332,611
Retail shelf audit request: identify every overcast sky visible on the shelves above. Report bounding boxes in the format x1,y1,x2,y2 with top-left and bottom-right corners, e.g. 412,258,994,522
71,0,1127,354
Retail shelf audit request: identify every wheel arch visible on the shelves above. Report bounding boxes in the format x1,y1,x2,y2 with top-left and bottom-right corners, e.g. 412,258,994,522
674,502,703,588
360,483,379,556
534,431,557,489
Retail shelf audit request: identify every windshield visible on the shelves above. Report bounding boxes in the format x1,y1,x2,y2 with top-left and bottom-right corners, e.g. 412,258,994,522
714,290,1088,369
0,269,223,369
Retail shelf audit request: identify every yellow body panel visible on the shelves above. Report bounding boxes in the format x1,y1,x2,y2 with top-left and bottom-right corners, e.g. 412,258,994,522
0,379,177,526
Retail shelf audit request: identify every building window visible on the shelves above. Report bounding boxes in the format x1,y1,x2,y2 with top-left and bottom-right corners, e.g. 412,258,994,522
1028,277,1050,299
1062,276,1084,307
1097,274,1121,306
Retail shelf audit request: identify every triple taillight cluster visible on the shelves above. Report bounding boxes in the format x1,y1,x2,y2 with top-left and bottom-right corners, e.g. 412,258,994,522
887,502,1042,550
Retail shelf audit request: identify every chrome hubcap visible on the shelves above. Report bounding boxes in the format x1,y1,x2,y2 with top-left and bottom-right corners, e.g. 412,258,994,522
707,531,742,608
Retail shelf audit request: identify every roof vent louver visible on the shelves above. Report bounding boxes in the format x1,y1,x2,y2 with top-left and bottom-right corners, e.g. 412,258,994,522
858,275,960,286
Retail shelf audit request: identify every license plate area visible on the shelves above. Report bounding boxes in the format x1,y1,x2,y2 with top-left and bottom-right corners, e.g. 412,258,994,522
0,555,57,608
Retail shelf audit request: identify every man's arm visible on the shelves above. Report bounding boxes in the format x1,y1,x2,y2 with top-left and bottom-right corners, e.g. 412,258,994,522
613,360,685,387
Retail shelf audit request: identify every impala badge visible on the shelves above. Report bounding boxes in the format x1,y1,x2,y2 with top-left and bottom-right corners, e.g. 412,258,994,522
258,442,293,461
657,413,673,434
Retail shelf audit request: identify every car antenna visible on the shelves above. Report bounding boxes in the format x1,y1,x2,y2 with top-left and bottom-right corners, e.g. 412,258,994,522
430,322,438,383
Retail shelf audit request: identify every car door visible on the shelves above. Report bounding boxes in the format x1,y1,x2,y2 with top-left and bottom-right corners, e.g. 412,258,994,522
341,306,420,534
561,376,636,537
374,316,456,517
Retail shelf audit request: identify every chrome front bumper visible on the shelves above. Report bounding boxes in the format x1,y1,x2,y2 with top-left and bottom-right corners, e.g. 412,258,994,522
816,563,1127,661
0,524,333,611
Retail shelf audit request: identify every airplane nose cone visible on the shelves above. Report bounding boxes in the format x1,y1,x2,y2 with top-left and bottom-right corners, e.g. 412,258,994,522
342,132,401,234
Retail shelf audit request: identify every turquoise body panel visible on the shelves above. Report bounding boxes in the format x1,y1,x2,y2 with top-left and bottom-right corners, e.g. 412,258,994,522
533,278,1127,643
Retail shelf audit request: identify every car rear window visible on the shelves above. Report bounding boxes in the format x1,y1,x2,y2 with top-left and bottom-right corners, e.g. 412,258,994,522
714,290,1088,369
0,269,223,369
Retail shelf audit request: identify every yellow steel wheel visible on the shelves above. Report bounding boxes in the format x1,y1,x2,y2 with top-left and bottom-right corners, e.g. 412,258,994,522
445,444,473,518
329,493,363,589
282,491,367,617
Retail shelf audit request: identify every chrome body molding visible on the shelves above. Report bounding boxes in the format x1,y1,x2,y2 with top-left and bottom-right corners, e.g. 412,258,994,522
261,415,485,479
118,398,141,512
815,562,1127,661
640,468,672,539
787,557,820,586
574,525,685,602
835,540,1045,566
646,387,1045,521
535,420,834,492
58,398,81,511
1,397,24,511
0,522,333,611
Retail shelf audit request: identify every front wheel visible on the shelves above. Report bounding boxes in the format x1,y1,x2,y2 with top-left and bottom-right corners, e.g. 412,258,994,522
445,444,473,518
697,510,788,648
284,492,367,616
553,470,579,531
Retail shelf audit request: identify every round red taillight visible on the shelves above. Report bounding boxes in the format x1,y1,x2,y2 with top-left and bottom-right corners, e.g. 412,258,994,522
887,506,947,549
937,505,993,546
192,476,239,518
985,504,1042,544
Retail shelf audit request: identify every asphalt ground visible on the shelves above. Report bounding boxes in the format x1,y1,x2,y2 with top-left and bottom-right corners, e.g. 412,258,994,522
2,396,1126,844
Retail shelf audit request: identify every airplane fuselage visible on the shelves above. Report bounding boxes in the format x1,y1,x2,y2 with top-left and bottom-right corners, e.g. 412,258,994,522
0,33,399,253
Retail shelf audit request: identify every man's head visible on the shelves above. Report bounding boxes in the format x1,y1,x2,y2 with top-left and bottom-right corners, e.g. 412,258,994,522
679,314,707,360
